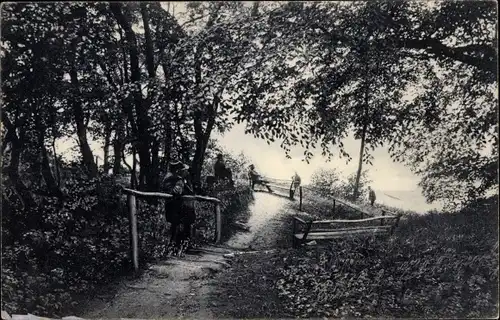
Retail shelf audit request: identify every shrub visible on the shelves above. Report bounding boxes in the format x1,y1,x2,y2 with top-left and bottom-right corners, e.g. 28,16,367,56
1,173,254,317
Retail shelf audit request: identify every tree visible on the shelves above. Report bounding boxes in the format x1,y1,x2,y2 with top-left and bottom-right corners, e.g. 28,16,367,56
230,1,498,207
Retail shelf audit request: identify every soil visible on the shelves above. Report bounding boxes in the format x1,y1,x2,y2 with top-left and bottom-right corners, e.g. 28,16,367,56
76,191,293,319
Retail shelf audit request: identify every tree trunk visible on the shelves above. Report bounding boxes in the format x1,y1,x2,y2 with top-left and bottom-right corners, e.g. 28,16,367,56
35,115,61,197
151,139,160,190
69,64,97,178
353,122,367,201
113,121,125,175
111,3,152,190
191,99,218,192
140,3,156,79
353,84,370,201
2,115,36,207
161,62,173,171
164,123,172,167
103,121,112,174
52,136,61,187
132,146,138,189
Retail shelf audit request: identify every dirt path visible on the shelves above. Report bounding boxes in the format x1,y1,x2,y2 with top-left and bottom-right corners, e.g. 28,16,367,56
79,191,291,319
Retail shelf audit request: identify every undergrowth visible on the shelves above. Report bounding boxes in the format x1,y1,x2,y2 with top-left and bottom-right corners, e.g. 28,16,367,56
1,176,253,317
276,195,499,318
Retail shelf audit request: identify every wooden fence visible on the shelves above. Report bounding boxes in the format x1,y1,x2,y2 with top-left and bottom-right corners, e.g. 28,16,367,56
255,176,299,199
298,185,399,218
122,188,221,272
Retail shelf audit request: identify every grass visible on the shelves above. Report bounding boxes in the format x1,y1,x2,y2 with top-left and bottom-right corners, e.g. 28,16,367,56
210,191,498,319
278,195,499,318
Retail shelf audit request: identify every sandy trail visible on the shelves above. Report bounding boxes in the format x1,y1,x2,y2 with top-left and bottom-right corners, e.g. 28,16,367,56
79,191,290,319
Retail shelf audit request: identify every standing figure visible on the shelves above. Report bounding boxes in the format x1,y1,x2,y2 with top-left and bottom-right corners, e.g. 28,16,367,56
290,172,301,198
162,161,196,246
248,164,273,193
368,186,376,206
214,154,234,187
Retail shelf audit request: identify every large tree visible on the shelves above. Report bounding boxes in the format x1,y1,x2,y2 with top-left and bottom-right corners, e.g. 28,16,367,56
231,1,498,207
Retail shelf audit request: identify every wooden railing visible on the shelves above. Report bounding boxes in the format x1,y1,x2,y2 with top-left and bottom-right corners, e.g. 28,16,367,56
258,176,300,200
122,188,221,272
298,185,399,219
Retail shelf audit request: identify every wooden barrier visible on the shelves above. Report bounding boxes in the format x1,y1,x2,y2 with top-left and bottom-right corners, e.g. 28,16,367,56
122,188,221,271
299,186,303,210
298,186,398,219
292,214,402,247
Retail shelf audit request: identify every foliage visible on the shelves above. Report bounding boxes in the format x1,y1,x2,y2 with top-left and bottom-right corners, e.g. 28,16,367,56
230,1,498,207
309,167,371,201
1,162,253,317
276,195,498,318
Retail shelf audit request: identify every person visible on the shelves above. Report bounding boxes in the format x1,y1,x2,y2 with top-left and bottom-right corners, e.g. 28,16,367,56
292,172,301,189
162,161,196,246
248,164,273,192
213,153,234,187
290,171,301,198
368,186,376,206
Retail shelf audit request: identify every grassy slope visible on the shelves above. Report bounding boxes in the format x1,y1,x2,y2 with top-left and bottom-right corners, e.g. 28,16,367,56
211,194,499,319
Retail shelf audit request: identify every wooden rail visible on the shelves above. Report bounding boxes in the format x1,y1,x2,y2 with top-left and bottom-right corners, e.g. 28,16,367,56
122,188,221,271
292,214,402,247
298,185,398,219
258,176,300,200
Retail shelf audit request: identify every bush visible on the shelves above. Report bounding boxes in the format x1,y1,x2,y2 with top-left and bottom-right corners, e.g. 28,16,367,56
1,173,254,317
276,195,499,318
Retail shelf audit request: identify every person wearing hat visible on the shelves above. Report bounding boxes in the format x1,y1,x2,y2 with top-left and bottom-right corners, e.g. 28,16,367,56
248,164,273,192
214,153,234,187
162,161,196,246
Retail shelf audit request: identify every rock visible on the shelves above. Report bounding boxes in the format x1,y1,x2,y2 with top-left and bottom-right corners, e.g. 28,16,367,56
306,240,317,246
1,311,12,320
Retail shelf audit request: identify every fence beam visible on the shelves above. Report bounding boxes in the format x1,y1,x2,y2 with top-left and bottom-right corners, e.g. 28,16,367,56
299,186,303,211
214,202,222,243
127,193,139,272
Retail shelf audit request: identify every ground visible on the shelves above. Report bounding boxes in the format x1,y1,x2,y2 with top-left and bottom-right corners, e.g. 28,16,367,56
77,190,293,319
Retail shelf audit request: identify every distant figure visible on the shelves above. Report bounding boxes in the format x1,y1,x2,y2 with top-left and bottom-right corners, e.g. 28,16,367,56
290,171,301,198
368,186,376,206
162,161,196,246
248,164,273,193
292,172,301,189
214,154,234,187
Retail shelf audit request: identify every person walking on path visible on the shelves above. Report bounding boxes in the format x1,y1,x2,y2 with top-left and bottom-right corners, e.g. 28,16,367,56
248,164,273,193
368,186,376,206
162,161,196,246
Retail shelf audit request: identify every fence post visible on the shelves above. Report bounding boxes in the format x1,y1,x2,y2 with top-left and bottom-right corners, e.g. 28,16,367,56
332,199,336,216
214,202,221,243
381,210,385,226
127,193,139,272
299,186,303,211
